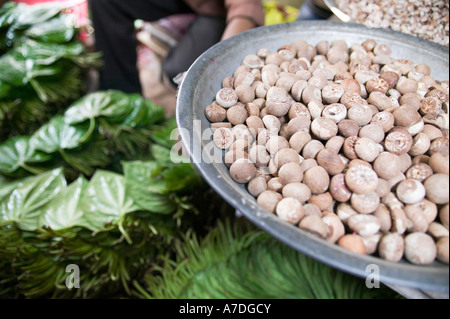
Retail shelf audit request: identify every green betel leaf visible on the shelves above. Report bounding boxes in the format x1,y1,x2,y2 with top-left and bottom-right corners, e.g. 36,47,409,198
0,136,51,175
163,163,200,192
20,39,84,65
24,14,75,43
30,115,91,153
81,170,140,231
122,161,161,182
64,91,134,125
0,49,62,87
14,3,61,27
0,168,66,230
123,161,175,214
40,176,89,230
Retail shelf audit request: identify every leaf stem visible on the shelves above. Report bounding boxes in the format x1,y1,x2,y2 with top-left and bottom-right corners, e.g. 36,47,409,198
21,162,45,175
79,117,96,145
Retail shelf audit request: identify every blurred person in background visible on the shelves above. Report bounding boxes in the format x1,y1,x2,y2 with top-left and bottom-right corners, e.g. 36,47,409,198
88,0,264,94
297,0,332,20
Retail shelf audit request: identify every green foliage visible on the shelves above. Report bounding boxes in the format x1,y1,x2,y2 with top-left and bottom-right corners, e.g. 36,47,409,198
0,137,206,298
0,90,166,180
0,1,101,141
141,220,399,299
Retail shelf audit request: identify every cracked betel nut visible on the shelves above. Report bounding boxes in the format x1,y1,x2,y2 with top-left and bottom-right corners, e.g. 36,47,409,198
289,131,312,153
235,84,255,104
378,233,404,262
404,205,429,233
262,115,282,133
282,182,312,204
338,119,360,138
249,144,271,168
273,147,301,169
343,136,359,160
404,232,437,265
359,123,385,143
347,214,381,236
287,116,312,138
380,71,399,89
234,71,255,88
424,174,449,205
370,111,395,133
229,158,256,184
429,153,449,175
354,137,380,162
329,174,352,202
347,104,373,127
311,117,338,141
350,192,380,214
338,234,367,255
325,135,345,154
227,104,248,126
409,133,431,157
213,127,234,150
393,106,421,127
243,54,264,69
232,124,253,143
302,85,323,105
345,165,379,194
247,176,267,197
302,140,325,159
322,103,347,123
257,190,283,214
374,204,392,233
288,102,310,121
205,102,227,123
276,197,304,225
216,87,239,108
265,86,292,117
246,116,265,137
340,91,368,109
396,78,419,95
265,135,290,155
267,177,283,193
366,77,390,94
405,163,433,182
317,149,345,176
322,212,346,244
278,162,303,185
396,179,426,205
303,165,330,195
299,215,329,239
309,192,333,211
429,137,449,157
420,96,442,115
384,127,413,155
367,92,394,112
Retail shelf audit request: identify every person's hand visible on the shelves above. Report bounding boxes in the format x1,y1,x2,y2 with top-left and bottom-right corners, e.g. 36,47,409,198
221,17,257,41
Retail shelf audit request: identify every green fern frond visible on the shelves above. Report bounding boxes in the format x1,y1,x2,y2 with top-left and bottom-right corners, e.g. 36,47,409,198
142,219,398,299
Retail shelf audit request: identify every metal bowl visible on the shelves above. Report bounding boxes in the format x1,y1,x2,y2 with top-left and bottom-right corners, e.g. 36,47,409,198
176,21,449,292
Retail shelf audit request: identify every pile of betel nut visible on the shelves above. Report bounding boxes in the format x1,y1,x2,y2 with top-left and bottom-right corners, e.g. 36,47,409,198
205,38,449,265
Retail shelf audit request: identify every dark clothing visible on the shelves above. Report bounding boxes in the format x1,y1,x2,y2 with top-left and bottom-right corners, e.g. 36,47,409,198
88,0,263,93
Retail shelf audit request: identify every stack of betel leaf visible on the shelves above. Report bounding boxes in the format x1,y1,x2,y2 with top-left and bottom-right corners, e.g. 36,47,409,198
0,1,101,141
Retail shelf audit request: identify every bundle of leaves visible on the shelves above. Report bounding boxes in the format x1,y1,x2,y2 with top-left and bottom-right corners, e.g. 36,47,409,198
0,137,216,298
0,1,101,141
138,219,400,299
0,90,166,181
